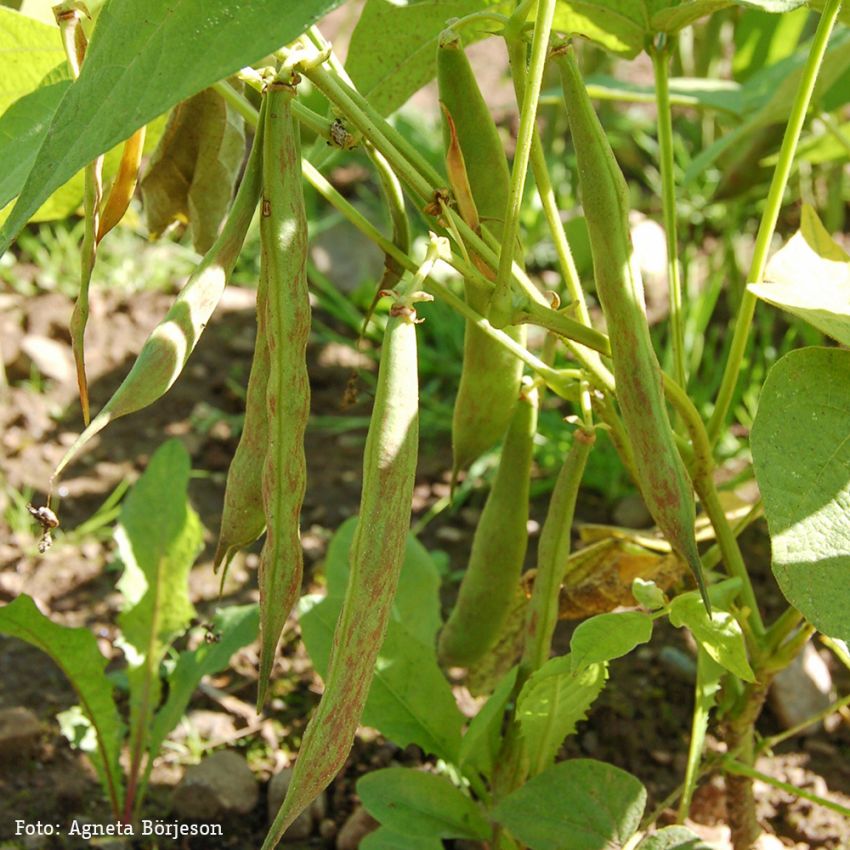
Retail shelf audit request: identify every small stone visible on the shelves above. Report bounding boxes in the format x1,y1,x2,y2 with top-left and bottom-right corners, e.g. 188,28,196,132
267,767,326,841
319,818,338,840
20,334,75,383
336,806,379,850
769,641,833,733
172,750,258,820
0,707,41,758
613,492,652,528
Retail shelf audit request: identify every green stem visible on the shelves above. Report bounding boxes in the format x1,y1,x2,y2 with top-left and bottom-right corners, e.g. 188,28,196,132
651,38,686,388
520,431,593,676
759,690,850,752
695,479,765,637
707,0,842,446
506,36,585,310
723,758,850,819
490,0,557,328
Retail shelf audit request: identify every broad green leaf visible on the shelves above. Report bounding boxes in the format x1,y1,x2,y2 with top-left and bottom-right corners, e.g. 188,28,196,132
18,0,60,25
0,594,125,811
570,611,652,672
0,8,66,115
141,88,244,254
685,27,850,183
668,595,755,681
516,654,608,774
0,0,344,252
551,0,806,58
492,759,646,850
751,347,850,641
458,667,517,779
0,77,71,214
749,205,850,346
324,516,442,645
299,594,463,761
346,0,507,116
146,604,258,768
358,768,490,840
116,440,203,756
1,109,167,226
636,826,711,849
361,827,443,850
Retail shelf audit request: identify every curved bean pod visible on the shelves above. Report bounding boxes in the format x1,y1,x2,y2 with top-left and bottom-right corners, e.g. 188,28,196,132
256,79,312,708
263,240,435,850
51,105,265,487
554,45,709,609
437,29,526,481
438,382,538,667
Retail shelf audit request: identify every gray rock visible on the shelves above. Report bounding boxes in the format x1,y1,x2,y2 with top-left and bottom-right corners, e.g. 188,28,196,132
769,641,833,733
0,707,41,758
172,750,258,820
267,767,326,842
336,806,379,850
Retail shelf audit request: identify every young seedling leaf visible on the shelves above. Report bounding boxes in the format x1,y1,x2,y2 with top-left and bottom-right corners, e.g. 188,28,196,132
357,768,490,841
751,347,850,642
668,595,755,682
116,440,203,766
458,667,518,780
0,594,125,814
492,759,646,850
515,654,608,775
749,204,850,345
146,604,259,769
570,611,653,672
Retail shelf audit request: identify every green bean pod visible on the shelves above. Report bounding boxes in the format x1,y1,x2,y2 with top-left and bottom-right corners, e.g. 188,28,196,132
437,29,525,481
213,266,270,576
51,105,265,487
256,79,312,708
263,269,428,850
554,45,708,607
438,382,538,668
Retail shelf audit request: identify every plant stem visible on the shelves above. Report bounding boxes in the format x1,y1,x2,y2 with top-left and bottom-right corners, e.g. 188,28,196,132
724,757,850,819
695,479,765,637
651,38,686,388
759,690,850,752
505,37,585,310
706,0,842,446
490,0,557,328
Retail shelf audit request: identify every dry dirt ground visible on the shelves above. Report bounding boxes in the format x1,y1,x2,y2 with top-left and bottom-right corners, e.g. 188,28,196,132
1,286,849,849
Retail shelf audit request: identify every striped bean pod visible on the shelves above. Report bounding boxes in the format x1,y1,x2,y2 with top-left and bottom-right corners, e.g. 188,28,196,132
438,382,538,667
256,78,312,709
51,106,265,487
437,29,526,481
213,258,271,577
263,240,434,850
554,45,709,609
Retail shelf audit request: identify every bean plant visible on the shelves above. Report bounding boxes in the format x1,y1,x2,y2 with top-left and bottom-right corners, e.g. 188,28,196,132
1,1,850,849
